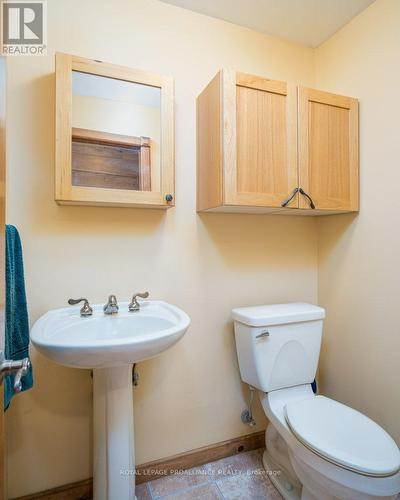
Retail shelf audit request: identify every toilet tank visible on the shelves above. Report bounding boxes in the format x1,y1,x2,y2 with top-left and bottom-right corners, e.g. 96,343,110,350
233,303,325,393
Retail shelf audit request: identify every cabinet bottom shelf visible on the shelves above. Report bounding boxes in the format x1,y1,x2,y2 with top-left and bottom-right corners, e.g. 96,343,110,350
198,205,357,216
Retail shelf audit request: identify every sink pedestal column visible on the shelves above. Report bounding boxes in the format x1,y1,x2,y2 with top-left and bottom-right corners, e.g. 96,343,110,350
93,366,135,500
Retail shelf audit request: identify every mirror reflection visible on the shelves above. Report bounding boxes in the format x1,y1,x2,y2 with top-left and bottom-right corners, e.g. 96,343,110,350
71,71,161,192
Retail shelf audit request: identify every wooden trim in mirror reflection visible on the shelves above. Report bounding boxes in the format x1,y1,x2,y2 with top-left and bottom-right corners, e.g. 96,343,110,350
71,128,151,192
55,53,174,208
72,127,149,148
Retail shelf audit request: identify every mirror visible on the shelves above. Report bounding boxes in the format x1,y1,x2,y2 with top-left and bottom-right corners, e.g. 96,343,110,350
55,53,174,208
71,71,161,192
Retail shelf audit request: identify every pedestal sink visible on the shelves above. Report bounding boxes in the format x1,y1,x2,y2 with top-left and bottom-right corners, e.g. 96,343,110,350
31,300,190,500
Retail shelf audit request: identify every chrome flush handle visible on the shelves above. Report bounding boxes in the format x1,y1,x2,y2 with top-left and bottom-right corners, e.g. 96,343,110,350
256,330,270,339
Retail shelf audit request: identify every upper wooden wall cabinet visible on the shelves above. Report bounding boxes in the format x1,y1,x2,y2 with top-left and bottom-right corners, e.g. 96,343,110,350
55,53,174,208
197,69,359,214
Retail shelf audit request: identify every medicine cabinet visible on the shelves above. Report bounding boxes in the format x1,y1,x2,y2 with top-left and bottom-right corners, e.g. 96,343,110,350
55,53,174,208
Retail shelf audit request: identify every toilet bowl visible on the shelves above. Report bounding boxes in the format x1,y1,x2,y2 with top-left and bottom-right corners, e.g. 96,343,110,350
232,303,400,500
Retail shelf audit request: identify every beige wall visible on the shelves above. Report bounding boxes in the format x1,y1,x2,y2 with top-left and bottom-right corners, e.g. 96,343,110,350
316,0,400,443
5,0,317,496
72,95,160,140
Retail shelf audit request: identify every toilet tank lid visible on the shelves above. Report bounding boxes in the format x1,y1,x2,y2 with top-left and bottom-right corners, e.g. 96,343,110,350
232,303,325,327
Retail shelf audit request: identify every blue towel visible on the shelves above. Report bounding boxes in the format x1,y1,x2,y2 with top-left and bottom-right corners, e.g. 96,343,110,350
4,225,33,410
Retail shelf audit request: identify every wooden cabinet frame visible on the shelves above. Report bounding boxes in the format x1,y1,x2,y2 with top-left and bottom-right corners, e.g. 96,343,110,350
55,53,174,208
197,69,359,215
298,87,359,212
223,70,298,208
197,69,298,213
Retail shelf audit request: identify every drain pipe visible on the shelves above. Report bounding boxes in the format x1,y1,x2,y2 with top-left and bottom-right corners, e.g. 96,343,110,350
132,364,139,386
241,385,257,427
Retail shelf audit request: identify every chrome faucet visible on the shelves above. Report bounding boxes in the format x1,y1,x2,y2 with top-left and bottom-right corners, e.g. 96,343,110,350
104,295,119,315
129,292,149,312
68,298,93,317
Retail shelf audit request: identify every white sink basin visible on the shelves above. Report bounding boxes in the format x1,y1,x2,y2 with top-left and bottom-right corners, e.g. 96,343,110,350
31,300,190,368
31,299,190,500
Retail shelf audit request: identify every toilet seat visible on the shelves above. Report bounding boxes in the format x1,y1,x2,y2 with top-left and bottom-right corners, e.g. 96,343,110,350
284,395,400,477
261,386,400,499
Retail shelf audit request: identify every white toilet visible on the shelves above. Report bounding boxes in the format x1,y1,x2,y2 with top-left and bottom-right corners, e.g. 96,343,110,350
232,303,400,500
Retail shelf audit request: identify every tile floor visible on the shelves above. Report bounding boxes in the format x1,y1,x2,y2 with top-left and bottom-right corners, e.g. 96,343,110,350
135,449,282,500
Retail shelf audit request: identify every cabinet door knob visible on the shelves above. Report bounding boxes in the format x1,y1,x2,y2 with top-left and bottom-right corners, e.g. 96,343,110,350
281,188,299,207
299,188,316,209
165,194,173,202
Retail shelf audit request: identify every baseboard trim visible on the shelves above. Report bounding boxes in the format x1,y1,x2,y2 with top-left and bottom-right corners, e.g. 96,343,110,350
13,430,265,499
12,478,93,500
136,430,265,484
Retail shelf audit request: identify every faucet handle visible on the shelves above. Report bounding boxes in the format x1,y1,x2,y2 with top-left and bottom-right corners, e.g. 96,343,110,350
129,292,149,312
68,298,93,317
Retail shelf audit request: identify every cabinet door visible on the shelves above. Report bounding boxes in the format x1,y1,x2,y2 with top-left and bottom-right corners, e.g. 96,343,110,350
298,87,359,212
223,71,298,208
